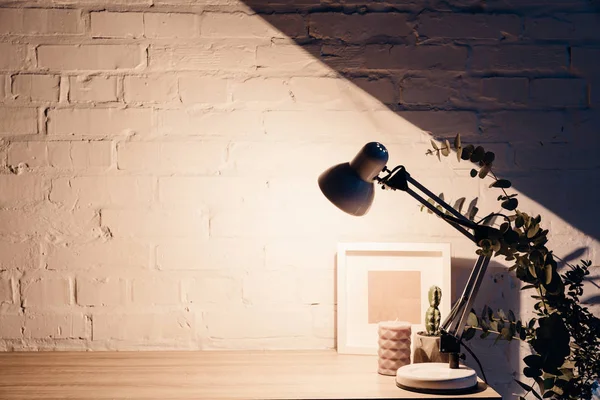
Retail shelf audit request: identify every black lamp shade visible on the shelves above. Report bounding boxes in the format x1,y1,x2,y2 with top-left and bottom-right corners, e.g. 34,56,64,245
318,142,389,216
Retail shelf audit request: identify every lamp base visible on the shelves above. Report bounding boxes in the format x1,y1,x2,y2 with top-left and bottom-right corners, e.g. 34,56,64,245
395,363,478,395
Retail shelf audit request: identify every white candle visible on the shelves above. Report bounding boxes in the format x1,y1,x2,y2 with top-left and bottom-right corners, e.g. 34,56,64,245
377,321,411,376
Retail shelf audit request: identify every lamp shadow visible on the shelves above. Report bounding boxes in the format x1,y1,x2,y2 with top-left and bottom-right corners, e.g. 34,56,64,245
242,0,600,244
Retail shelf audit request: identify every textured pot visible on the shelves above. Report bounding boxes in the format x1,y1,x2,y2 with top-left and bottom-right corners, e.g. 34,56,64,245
412,332,450,363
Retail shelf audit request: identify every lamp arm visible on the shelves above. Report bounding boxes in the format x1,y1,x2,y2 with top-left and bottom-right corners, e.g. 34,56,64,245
378,165,479,243
378,165,496,369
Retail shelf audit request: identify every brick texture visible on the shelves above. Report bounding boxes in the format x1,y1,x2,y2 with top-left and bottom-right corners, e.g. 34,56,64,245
0,107,38,135
12,74,60,102
48,108,152,136
38,45,142,70
69,76,118,103
0,43,28,70
0,8,82,35
0,6,599,399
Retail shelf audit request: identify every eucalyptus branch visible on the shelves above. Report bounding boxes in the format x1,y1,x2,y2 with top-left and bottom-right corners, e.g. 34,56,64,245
425,133,599,400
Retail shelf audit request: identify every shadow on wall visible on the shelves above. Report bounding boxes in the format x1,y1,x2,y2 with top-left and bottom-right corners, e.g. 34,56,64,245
242,0,600,242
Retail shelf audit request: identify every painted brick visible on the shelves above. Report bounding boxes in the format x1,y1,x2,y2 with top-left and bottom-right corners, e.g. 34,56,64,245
309,13,412,42
0,207,99,237
485,0,593,10
76,277,126,306
396,110,478,137
201,12,297,38
0,74,5,99
132,276,181,305
183,275,241,304
0,315,23,338
0,239,37,270
471,46,568,72
525,15,599,41
124,75,178,103
144,13,197,38
156,239,264,271
150,44,255,71
262,110,399,142
117,141,227,174
571,47,600,78
481,77,528,104
232,78,290,103
256,44,326,73
8,141,77,169
288,77,353,106
46,239,150,271
514,141,598,170
0,175,44,206
101,209,208,237
0,107,37,135
418,13,521,39
530,79,587,108
320,44,365,70
348,77,396,105
179,76,228,104
204,306,312,339
157,110,263,136
22,277,71,307
48,141,112,170
69,76,118,103
265,240,335,270
480,111,569,142
48,108,152,136
12,74,59,102
38,45,142,70
24,313,87,339
158,176,267,208
0,8,82,35
243,270,299,304
0,277,12,303
0,43,28,70
365,45,468,70
401,76,460,106
298,269,334,305
262,14,307,38
91,12,144,38
50,176,154,207
92,311,193,341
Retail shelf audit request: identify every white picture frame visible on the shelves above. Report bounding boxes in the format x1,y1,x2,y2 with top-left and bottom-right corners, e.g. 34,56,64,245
336,242,451,355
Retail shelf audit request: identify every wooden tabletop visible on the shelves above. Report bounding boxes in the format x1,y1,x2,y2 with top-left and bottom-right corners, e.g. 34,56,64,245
0,350,501,400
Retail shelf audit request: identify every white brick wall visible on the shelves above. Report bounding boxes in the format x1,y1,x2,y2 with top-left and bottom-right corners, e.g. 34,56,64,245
0,2,599,398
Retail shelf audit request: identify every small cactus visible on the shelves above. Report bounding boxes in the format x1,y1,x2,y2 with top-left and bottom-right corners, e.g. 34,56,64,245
425,285,442,336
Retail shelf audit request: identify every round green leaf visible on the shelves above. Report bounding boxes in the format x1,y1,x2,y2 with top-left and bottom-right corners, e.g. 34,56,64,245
470,146,485,163
461,144,474,160
483,151,495,165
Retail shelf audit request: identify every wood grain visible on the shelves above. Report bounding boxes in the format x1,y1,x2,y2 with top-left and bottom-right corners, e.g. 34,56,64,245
0,350,501,400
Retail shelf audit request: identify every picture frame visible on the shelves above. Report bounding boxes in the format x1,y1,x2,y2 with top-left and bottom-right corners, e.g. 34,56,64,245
336,242,451,355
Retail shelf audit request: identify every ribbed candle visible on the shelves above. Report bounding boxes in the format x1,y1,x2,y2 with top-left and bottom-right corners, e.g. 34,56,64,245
377,321,411,376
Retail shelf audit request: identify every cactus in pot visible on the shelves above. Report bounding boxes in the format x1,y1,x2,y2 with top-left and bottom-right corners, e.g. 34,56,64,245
425,286,442,336
413,285,449,363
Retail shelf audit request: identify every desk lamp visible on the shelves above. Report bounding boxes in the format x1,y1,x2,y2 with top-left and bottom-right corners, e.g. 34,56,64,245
319,142,500,394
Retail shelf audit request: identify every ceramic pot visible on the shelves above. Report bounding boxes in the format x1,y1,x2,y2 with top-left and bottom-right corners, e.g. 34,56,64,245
412,332,450,363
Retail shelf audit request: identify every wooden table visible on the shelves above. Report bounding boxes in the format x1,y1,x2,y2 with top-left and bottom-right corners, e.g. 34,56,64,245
0,350,501,400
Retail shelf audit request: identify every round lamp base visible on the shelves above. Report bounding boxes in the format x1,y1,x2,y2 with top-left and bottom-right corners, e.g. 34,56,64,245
395,363,478,395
